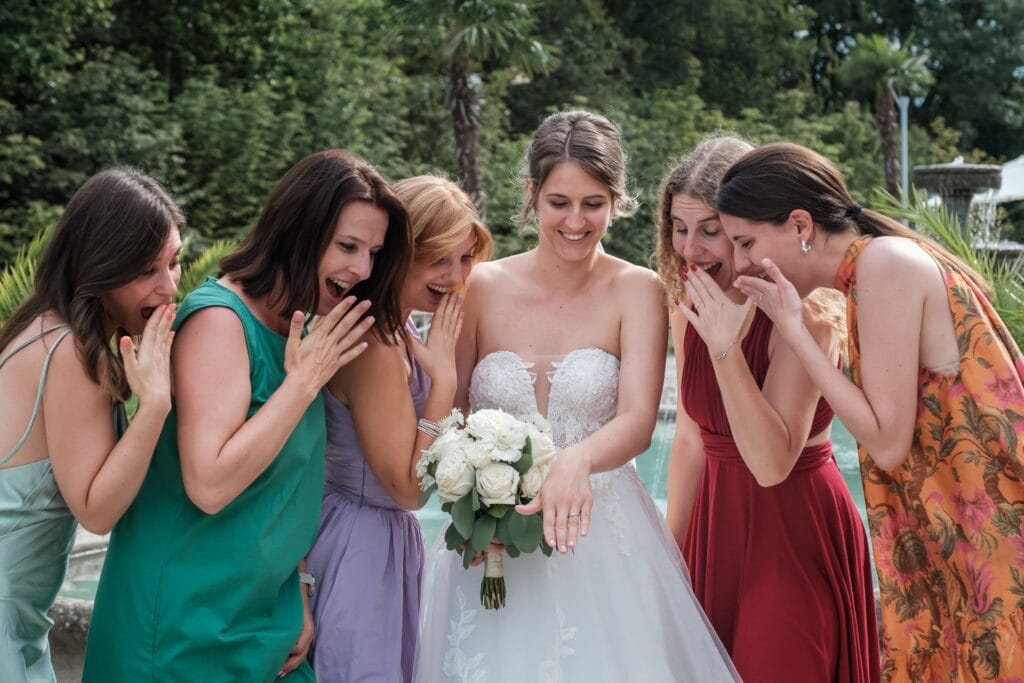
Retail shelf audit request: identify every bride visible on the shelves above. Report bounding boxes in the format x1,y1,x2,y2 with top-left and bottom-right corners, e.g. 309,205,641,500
414,111,738,682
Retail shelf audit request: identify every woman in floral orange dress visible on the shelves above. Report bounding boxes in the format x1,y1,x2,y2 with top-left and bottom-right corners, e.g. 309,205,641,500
716,141,1024,682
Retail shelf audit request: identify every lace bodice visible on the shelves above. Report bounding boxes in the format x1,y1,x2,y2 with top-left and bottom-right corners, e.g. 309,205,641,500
469,348,619,450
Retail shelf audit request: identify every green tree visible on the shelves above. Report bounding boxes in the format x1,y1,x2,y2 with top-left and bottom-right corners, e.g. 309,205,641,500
838,33,932,198
397,0,557,216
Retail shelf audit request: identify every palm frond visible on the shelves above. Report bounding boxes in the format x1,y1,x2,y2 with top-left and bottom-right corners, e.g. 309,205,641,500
176,239,236,302
0,227,52,324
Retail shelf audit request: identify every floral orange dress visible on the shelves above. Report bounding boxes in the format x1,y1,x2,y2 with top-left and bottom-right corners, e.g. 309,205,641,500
837,236,1024,682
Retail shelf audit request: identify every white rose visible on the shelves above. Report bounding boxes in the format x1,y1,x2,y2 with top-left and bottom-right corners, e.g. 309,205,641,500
435,453,475,503
475,462,520,506
463,441,494,469
519,461,550,500
467,409,528,463
527,428,557,467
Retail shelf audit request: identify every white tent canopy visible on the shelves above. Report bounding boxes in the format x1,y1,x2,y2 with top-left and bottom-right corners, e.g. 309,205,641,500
996,155,1024,203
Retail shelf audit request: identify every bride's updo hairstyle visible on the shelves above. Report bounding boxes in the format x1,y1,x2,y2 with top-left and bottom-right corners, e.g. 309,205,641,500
517,110,638,231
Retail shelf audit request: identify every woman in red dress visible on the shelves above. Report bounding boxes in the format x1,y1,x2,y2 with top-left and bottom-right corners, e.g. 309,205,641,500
654,136,880,682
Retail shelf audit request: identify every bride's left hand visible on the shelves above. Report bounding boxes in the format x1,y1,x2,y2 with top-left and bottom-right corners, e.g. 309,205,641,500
676,264,754,358
515,446,592,553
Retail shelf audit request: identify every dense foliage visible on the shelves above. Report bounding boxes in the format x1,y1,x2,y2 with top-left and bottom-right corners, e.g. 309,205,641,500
2,0,1022,268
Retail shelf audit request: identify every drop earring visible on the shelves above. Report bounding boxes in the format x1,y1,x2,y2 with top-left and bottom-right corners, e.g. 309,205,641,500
800,239,811,255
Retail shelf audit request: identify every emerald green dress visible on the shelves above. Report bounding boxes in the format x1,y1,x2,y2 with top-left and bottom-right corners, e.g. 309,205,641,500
84,279,325,682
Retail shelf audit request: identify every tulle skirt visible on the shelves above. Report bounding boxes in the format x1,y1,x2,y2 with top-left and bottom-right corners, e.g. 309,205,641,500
414,465,740,682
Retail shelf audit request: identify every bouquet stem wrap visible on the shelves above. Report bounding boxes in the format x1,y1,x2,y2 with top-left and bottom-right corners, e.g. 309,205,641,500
480,552,506,610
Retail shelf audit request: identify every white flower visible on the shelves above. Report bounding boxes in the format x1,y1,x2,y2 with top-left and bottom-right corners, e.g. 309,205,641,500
475,462,520,506
427,428,473,465
527,428,557,467
519,461,550,500
524,412,552,435
463,441,494,469
420,472,436,492
435,452,476,503
416,449,432,485
438,408,465,434
466,409,528,463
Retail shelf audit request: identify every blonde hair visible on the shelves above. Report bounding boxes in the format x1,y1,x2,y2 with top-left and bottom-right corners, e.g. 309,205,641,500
517,110,637,231
393,175,493,265
653,135,753,300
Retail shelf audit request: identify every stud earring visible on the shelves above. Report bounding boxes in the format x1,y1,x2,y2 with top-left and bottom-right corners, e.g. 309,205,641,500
800,239,811,255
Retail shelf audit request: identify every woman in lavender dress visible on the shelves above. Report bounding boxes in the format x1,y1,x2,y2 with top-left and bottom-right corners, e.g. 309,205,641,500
306,175,492,681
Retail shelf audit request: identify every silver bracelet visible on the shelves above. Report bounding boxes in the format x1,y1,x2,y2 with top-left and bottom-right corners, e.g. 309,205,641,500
417,417,440,438
299,571,316,596
713,339,740,361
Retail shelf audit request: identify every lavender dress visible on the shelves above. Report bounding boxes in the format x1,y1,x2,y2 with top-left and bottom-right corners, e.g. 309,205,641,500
306,326,428,682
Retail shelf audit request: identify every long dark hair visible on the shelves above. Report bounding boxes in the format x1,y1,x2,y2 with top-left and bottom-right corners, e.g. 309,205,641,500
0,168,185,401
716,142,991,297
220,149,410,341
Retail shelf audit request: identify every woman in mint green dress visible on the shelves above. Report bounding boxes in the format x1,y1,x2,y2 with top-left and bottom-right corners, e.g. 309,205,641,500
84,150,413,682
0,168,182,682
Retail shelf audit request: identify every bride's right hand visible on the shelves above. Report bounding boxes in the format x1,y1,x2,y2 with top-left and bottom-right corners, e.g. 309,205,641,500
469,540,505,566
285,297,374,396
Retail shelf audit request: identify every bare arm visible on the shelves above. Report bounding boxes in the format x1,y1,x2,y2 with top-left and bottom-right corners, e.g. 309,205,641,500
665,308,704,546
46,306,176,534
735,246,923,470
454,269,485,414
177,298,374,514
335,296,463,510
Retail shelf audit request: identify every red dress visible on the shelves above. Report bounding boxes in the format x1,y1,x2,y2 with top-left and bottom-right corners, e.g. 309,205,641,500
682,309,880,683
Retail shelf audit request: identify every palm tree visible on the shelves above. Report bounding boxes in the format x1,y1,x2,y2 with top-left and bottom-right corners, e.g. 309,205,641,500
838,34,933,199
399,1,557,216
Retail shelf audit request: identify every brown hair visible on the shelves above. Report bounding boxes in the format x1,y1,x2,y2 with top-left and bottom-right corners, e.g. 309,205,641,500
393,175,493,265
654,135,753,300
0,168,184,402
220,149,411,340
716,142,992,298
518,110,637,230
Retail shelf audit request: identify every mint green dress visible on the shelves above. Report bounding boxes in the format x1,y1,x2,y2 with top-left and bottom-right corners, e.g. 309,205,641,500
1,326,75,683
84,279,325,682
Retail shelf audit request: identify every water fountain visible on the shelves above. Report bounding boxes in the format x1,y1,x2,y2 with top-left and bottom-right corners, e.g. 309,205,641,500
913,158,1024,258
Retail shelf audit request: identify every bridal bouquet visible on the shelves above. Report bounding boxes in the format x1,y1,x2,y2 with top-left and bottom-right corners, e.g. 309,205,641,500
417,408,556,609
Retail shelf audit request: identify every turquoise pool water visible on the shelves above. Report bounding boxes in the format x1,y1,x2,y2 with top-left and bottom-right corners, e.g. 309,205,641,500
60,420,866,600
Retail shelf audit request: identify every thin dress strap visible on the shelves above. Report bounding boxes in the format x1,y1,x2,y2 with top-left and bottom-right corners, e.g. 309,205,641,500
0,325,72,466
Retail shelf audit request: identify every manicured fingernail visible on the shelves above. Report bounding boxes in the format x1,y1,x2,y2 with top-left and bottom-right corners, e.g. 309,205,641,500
548,538,555,546
569,541,575,549
559,545,566,552
674,299,680,307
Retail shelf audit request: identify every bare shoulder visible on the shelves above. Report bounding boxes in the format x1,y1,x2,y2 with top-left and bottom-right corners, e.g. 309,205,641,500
858,235,941,284
602,254,664,300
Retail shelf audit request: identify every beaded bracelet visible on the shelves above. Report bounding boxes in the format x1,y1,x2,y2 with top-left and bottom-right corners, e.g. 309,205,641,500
416,417,441,438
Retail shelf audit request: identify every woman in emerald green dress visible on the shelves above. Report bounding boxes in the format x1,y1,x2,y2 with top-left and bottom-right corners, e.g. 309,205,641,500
84,150,413,682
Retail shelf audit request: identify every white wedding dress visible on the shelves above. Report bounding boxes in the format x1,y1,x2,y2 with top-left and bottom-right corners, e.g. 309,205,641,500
414,348,739,682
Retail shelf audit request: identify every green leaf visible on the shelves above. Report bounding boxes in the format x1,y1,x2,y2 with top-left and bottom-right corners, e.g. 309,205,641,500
512,438,533,475
452,493,475,539
508,511,543,552
471,485,481,512
487,504,512,519
417,483,437,507
470,514,497,552
462,545,475,570
495,513,515,547
441,501,453,513
445,522,466,551
540,540,553,557
505,545,521,558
